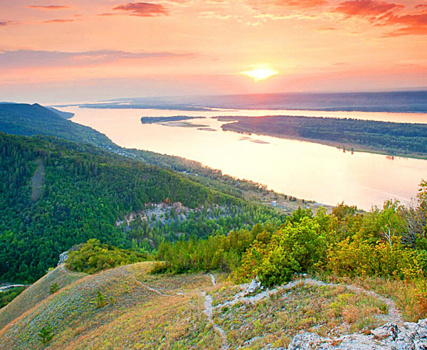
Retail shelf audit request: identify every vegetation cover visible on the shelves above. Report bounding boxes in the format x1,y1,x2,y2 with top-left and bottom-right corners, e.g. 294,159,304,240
220,115,427,158
0,287,26,309
66,239,148,274
156,182,427,319
0,103,113,148
0,132,283,284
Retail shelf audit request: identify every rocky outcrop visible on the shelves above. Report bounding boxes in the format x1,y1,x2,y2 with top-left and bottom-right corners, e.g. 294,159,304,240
57,251,68,265
287,319,427,350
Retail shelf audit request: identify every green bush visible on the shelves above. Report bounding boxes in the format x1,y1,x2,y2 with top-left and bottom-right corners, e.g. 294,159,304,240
66,239,148,274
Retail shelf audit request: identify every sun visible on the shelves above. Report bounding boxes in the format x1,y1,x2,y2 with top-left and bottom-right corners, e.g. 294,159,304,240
241,65,279,81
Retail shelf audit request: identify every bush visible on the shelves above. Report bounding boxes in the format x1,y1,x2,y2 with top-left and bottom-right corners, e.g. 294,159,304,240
66,239,148,274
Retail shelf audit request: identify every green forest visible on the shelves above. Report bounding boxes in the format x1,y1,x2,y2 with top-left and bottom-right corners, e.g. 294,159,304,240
219,115,427,158
0,132,283,283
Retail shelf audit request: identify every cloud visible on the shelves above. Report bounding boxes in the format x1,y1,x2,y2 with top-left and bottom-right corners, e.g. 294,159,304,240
249,0,327,11
43,19,76,23
0,50,191,69
334,0,427,36
334,0,403,18
113,2,168,16
26,5,71,10
384,12,427,36
274,0,327,7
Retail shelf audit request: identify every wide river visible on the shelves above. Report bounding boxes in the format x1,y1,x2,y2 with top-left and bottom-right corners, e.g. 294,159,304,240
65,106,427,210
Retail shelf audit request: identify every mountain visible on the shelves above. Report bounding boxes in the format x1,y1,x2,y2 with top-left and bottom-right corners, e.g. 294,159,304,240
0,103,113,147
45,106,75,119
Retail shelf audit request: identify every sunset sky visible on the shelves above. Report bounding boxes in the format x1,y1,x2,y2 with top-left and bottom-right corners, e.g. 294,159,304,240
1,0,426,103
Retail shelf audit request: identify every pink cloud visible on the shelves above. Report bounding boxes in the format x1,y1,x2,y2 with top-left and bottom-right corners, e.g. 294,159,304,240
334,0,427,36
249,0,327,11
26,5,71,10
384,12,427,36
113,2,168,17
275,0,327,7
335,0,403,17
43,19,76,23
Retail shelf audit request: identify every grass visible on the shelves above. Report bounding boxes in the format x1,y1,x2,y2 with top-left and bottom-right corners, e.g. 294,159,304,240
0,265,86,330
323,274,427,322
2,263,417,350
209,282,387,349
0,262,219,349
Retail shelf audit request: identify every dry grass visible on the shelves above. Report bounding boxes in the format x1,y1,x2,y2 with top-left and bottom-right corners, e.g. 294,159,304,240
322,274,427,322
0,265,86,330
1,264,406,350
0,262,218,350
209,283,387,349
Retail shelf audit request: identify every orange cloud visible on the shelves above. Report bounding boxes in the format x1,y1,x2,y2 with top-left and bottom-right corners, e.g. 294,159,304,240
113,2,168,16
384,12,427,36
274,0,327,7
26,5,71,10
43,19,76,23
249,0,327,12
334,0,403,18
334,0,427,36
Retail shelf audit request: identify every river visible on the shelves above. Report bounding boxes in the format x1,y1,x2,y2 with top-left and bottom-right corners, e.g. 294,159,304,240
65,106,427,210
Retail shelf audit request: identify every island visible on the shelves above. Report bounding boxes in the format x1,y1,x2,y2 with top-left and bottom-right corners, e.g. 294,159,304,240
217,115,427,159
141,116,204,124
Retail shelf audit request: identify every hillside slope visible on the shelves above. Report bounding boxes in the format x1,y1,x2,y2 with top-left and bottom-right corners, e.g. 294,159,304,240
0,102,318,208
0,103,113,147
1,263,425,349
0,133,283,284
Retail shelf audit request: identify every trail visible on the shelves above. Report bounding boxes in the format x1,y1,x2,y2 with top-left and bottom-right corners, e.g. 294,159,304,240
209,273,216,286
202,292,229,350
132,276,173,297
213,278,402,326
301,278,403,326
205,276,404,349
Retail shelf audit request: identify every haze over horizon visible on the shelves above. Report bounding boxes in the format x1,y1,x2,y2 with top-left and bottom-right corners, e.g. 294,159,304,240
1,0,426,103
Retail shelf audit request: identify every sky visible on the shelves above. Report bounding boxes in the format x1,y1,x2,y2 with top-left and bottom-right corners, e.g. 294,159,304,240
0,0,426,103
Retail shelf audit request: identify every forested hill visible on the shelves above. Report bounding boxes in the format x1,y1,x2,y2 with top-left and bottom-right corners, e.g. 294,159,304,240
0,103,113,148
0,133,284,283
220,116,427,159
0,102,304,203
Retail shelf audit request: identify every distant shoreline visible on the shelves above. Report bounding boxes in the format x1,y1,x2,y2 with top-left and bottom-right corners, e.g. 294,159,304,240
218,115,427,160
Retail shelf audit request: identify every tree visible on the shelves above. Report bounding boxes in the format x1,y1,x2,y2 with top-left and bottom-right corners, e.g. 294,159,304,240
38,323,54,345
95,291,107,308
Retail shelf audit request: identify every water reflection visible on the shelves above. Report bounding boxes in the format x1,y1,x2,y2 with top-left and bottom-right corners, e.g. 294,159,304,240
66,107,427,210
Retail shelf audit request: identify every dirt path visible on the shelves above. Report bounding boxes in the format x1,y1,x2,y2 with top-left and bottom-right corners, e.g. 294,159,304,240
209,273,216,286
202,291,229,349
132,276,173,297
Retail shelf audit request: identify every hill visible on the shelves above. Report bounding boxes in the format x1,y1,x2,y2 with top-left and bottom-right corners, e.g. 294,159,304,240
1,262,426,349
0,102,319,209
220,115,427,159
0,133,284,284
0,103,113,147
